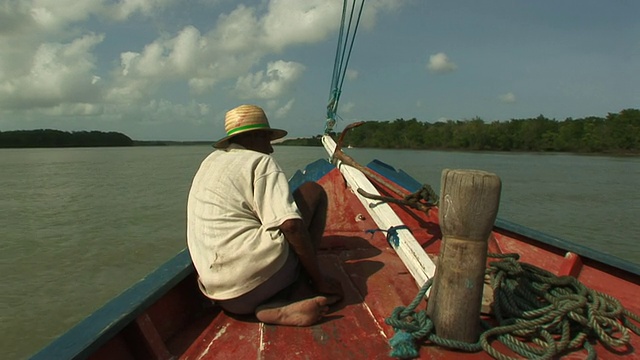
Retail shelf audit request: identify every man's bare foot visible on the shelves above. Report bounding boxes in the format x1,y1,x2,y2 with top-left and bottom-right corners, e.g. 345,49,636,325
255,296,331,326
324,294,342,305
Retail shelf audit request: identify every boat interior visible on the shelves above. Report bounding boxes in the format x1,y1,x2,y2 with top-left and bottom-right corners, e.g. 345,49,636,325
84,164,640,360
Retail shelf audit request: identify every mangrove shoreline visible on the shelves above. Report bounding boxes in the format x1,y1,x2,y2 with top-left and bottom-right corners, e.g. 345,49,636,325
2,108,638,155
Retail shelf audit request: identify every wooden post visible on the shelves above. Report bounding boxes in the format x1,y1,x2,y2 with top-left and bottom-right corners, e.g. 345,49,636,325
426,169,501,343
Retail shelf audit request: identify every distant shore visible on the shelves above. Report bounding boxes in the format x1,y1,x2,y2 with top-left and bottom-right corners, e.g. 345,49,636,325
0,129,134,148
0,130,217,148
2,107,639,157
132,140,213,146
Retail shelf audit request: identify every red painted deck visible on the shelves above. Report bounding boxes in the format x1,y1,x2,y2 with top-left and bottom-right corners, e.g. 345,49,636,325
87,168,640,360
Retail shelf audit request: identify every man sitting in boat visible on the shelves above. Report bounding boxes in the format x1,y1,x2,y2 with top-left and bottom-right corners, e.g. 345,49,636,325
187,104,343,326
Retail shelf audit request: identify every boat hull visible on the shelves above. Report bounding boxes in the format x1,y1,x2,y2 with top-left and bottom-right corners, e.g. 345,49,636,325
32,159,640,360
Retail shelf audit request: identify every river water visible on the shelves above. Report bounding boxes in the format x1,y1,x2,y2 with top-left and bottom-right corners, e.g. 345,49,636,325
1,145,638,359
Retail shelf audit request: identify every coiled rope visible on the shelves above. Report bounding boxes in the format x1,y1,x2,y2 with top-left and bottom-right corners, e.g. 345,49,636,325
326,0,366,134
385,253,640,359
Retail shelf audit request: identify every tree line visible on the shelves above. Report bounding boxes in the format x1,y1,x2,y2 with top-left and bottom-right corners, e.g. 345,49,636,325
281,108,640,154
0,129,133,148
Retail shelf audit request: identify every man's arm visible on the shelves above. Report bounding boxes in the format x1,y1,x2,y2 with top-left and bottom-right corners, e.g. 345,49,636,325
279,219,342,297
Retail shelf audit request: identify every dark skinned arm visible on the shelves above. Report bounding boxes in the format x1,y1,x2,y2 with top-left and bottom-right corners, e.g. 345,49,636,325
279,218,342,297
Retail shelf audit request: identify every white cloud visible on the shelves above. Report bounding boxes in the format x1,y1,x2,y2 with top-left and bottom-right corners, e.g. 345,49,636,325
0,0,402,134
346,69,359,81
98,98,211,127
109,7,264,98
0,0,178,111
40,102,105,116
142,99,210,122
109,25,217,101
213,5,261,53
341,101,355,113
261,0,400,50
106,0,174,21
0,3,34,37
3,0,397,112
356,0,401,30
0,33,104,110
274,99,295,118
235,61,305,99
169,26,204,74
262,1,342,50
499,92,516,103
29,0,102,31
10,0,170,34
427,52,457,74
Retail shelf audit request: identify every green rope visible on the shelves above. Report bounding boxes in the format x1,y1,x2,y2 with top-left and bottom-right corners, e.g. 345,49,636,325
385,278,483,359
403,184,439,207
385,253,640,359
357,183,439,215
326,0,366,134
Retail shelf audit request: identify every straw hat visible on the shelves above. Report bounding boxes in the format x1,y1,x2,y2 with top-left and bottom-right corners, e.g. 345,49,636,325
214,104,287,149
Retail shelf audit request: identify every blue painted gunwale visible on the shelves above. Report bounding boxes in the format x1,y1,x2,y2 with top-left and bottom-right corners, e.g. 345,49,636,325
30,159,336,360
30,250,193,360
30,158,640,359
366,159,640,278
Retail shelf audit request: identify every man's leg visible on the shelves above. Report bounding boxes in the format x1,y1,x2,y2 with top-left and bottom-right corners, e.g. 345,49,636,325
292,182,327,249
253,183,332,327
290,181,341,301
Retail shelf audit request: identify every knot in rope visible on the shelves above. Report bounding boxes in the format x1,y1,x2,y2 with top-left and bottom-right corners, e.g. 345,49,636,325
385,278,483,359
384,278,432,359
405,184,439,207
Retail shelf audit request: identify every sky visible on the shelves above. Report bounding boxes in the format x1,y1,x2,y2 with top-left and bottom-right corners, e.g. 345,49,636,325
0,0,639,141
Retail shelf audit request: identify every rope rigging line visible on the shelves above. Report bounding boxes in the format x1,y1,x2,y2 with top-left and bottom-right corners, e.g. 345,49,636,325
326,0,366,134
357,184,439,214
385,253,640,360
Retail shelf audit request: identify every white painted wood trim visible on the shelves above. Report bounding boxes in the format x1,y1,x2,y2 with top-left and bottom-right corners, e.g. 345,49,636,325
322,135,436,287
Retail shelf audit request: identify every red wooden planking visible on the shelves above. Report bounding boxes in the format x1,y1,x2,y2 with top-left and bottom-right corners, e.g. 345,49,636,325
574,264,640,358
90,335,138,360
259,253,393,360
146,274,207,342
487,232,640,359
575,262,640,313
318,171,383,238
492,232,566,274
180,167,640,359
260,312,390,360
180,314,261,360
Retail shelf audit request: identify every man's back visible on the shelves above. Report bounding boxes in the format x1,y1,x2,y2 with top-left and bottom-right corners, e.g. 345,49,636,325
186,144,301,300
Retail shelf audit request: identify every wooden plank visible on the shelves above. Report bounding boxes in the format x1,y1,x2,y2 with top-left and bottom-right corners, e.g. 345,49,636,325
322,135,436,287
259,253,392,359
132,313,173,360
179,316,260,360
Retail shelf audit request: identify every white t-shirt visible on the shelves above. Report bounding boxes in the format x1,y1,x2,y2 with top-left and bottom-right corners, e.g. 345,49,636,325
186,144,302,300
